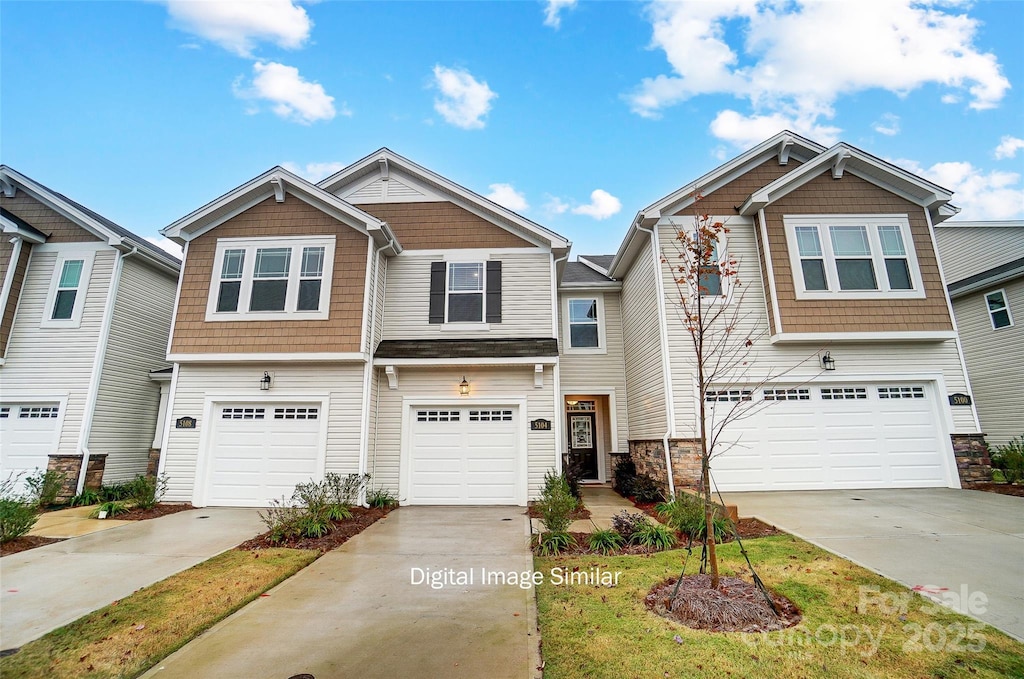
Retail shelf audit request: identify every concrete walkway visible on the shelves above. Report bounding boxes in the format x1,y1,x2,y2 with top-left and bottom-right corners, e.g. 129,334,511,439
29,505,131,538
720,488,1024,641
141,507,538,679
1,507,263,650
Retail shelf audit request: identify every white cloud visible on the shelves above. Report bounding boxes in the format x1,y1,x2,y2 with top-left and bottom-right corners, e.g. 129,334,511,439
709,109,841,148
485,183,529,212
144,236,184,260
163,0,312,57
571,189,622,220
872,113,901,136
941,93,961,104
431,65,497,130
543,0,577,29
994,136,1024,160
543,195,570,215
629,1,1011,146
234,61,337,125
897,157,1024,220
281,161,348,182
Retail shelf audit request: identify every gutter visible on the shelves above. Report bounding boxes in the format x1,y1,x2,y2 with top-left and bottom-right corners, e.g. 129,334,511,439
76,246,136,494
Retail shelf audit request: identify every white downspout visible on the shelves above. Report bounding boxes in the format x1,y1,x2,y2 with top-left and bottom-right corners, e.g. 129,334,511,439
551,251,569,474
358,244,382,505
76,247,135,494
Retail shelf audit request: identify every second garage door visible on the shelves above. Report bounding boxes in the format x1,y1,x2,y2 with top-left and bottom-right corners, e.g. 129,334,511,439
204,403,323,507
407,406,521,505
710,383,953,491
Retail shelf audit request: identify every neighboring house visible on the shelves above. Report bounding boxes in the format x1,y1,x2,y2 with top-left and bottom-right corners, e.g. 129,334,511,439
934,221,1024,448
157,151,570,507
608,131,988,493
0,166,181,496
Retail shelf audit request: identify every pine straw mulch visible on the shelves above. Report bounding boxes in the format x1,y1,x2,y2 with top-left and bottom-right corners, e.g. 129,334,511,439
1,535,65,557
526,504,591,520
236,506,391,554
118,503,196,520
963,482,1024,497
645,574,802,633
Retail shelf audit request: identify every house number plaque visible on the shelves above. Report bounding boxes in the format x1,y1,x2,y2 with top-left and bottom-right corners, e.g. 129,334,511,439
175,416,197,429
531,419,552,431
948,393,972,406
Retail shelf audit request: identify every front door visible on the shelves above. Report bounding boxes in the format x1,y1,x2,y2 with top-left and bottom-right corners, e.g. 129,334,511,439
567,412,598,480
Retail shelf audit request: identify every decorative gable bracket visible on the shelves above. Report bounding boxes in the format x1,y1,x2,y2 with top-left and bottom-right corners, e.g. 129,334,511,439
777,136,794,166
385,365,399,390
0,177,15,198
831,151,852,179
534,364,544,388
270,175,286,203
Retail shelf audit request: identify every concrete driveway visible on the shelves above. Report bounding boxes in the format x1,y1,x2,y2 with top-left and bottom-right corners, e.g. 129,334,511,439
1,507,263,650
141,507,538,679
720,488,1024,641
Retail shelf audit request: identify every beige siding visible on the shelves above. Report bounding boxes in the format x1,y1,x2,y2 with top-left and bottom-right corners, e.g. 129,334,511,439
620,240,668,439
89,258,177,482
0,246,113,456
162,363,365,503
368,365,557,500
658,221,978,434
558,290,629,453
381,250,553,339
935,226,1024,285
371,251,387,350
950,278,1024,446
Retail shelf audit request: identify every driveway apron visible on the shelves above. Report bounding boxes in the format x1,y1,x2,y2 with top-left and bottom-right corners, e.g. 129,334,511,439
142,506,537,679
1,508,264,650
721,488,1024,641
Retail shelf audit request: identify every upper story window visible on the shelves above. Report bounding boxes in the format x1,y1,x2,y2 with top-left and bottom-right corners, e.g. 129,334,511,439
41,250,95,329
562,294,605,353
206,236,335,322
985,289,1013,329
696,234,723,296
784,215,924,300
429,260,502,326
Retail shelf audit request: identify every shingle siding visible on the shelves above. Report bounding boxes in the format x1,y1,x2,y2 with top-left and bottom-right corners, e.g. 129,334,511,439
356,201,532,250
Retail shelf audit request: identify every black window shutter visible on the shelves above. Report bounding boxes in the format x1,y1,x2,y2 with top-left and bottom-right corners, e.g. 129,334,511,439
429,261,446,324
486,260,502,323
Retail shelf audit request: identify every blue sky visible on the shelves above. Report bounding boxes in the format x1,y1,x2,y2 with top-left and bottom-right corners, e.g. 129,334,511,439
2,1,1022,258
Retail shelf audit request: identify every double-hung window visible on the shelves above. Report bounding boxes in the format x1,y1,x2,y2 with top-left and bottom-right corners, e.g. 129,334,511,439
447,262,485,322
563,295,605,353
206,237,335,321
784,215,924,299
985,289,1013,329
697,236,723,296
42,250,95,328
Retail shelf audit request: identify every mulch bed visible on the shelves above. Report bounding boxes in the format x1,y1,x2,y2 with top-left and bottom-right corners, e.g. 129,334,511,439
541,518,783,557
237,506,391,553
526,505,591,521
646,575,802,633
963,482,1024,498
1,535,65,557
118,503,196,520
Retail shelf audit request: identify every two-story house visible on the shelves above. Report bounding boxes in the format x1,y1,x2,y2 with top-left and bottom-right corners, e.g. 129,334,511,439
157,151,570,507
934,221,1023,448
0,166,180,497
608,131,987,493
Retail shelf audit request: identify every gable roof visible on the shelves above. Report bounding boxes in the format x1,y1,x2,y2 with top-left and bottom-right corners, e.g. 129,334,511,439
561,261,618,286
947,257,1024,298
578,255,615,273
161,166,399,253
0,165,180,271
317,148,570,254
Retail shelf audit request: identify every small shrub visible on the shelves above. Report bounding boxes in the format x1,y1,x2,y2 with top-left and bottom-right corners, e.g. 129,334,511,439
633,521,676,550
324,472,370,507
99,483,133,501
259,497,305,543
0,475,37,542
631,474,665,503
127,474,168,510
588,528,624,555
610,510,649,541
537,471,578,533
90,500,129,518
70,488,102,507
656,494,733,541
24,469,67,508
612,456,637,497
366,487,399,509
991,436,1024,484
536,531,574,556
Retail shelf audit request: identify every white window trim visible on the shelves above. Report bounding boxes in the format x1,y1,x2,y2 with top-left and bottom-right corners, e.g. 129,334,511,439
41,250,95,329
692,230,730,300
205,235,336,322
985,288,1014,330
784,215,925,300
443,259,488,326
562,293,606,354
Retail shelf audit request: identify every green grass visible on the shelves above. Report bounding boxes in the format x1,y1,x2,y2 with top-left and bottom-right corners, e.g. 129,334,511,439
535,536,1024,679
0,548,318,679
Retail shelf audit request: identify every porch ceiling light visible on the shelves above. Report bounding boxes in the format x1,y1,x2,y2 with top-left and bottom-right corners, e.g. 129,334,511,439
821,352,836,371
459,376,470,396
260,371,272,390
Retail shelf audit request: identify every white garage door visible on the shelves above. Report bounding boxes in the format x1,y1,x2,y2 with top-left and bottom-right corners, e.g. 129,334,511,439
408,407,521,505
204,403,323,507
711,383,951,491
0,403,61,490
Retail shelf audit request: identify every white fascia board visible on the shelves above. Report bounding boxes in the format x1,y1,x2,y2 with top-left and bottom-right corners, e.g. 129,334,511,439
576,257,610,276
948,266,1024,299
167,352,369,362
372,356,559,367
0,167,117,243
769,331,958,344
935,220,1024,229
1,219,47,244
558,282,622,291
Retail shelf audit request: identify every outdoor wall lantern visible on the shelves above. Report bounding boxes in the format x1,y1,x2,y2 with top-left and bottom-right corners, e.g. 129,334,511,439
459,376,471,396
821,352,836,371
260,371,272,390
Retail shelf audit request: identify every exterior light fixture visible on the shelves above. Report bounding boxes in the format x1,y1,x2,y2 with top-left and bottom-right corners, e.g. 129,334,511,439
459,376,470,396
260,371,272,390
821,352,836,371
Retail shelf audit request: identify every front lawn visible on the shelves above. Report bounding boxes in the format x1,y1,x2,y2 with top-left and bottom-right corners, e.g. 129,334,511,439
0,548,317,679
535,536,1024,678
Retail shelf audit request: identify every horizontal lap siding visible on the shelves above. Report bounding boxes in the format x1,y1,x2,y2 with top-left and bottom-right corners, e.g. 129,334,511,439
620,244,668,439
89,258,177,482
558,290,629,450
951,278,1024,445
162,364,365,502
934,227,1024,285
369,366,556,500
355,202,532,250
382,250,553,340
0,248,113,455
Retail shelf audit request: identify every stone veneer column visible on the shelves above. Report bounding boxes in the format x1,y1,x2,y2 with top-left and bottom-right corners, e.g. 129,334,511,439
951,434,992,484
